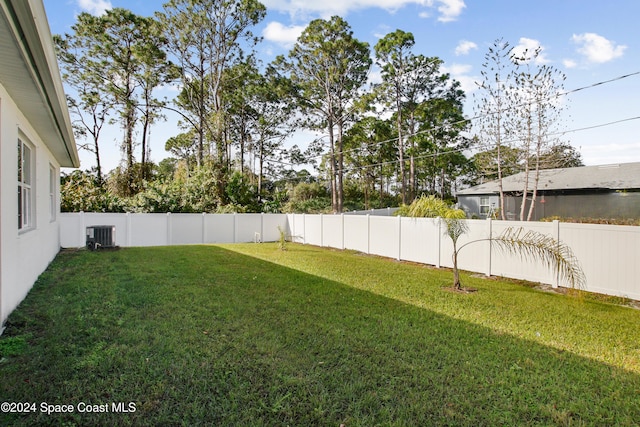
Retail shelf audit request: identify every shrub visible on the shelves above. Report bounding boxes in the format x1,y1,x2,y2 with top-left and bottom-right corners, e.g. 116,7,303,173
395,195,465,219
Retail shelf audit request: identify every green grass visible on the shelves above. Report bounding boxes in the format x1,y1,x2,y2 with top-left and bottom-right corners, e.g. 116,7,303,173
1,243,639,426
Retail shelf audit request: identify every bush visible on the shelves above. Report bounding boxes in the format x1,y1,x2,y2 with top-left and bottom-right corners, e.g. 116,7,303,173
395,194,465,219
61,170,125,212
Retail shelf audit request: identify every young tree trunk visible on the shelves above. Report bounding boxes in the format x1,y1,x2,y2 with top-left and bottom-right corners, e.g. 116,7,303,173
452,244,461,290
527,141,543,221
496,141,506,220
396,97,406,205
328,123,338,213
337,121,345,213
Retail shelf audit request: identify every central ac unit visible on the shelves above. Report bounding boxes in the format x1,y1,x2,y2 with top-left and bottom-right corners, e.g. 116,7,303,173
86,225,116,250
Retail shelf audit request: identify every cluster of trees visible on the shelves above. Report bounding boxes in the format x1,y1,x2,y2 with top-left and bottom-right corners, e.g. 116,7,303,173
56,1,581,216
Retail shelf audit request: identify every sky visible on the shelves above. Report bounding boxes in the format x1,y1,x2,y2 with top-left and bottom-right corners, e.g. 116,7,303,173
43,0,640,173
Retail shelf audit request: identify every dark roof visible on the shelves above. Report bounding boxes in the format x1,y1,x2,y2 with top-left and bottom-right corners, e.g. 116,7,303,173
457,162,640,196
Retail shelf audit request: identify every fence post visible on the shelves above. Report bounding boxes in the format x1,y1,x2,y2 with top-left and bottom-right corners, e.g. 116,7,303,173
366,214,371,255
126,212,131,247
166,212,172,246
79,211,85,248
397,215,402,261
341,213,345,250
486,217,493,277
436,217,441,268
233,213,237,243
320,214,324,247
552,220,560,288
202,213,206,244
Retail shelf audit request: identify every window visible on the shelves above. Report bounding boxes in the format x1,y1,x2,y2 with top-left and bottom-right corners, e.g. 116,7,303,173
50,165,57,221
18,138,33,230
479,196,490,216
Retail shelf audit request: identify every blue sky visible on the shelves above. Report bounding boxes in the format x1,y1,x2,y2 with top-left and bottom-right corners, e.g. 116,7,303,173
44,0,640,172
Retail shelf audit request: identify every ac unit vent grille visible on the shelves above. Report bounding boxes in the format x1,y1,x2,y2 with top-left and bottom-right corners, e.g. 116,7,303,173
86,225,116,250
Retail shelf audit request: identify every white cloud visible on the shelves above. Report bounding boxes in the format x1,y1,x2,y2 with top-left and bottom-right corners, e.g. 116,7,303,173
571,33,626,63
512,37,549,64
442,63,476,93
261,0,465,23
455,40,477,56
262,22,306,47
562,59,577,69
435,0,466,23
373,24,392,39
77,0,111,15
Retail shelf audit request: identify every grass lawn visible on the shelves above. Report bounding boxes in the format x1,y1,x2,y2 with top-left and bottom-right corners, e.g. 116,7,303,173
1,243,639,426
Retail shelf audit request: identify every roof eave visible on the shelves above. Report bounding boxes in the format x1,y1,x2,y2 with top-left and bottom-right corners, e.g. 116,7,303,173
1,0,79,168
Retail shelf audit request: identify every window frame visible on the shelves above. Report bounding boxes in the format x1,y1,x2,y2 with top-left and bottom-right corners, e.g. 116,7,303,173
18,137,35,231
479,196,490,217
49,164,57,222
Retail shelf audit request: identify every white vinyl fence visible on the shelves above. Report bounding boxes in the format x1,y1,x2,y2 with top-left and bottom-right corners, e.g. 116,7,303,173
60,212,640,300
287,214,640,300
60,212,287,248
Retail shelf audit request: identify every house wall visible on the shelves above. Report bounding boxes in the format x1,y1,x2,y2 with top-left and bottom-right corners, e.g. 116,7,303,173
459,192,640,221
458,195,500,218
506,192,640,221
1,82,61,327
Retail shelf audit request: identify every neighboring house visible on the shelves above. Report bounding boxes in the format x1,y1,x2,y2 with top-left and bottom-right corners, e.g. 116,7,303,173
457,162,640,220
1,0,79,329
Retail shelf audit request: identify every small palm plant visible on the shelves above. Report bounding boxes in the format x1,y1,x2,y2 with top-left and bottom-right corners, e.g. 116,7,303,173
399,195,586,291
277,226,287,251
442,216,468,289
450,222,586,291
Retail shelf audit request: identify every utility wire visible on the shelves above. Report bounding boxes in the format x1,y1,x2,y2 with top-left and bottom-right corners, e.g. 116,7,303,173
278,70,640,163
263,115,640,179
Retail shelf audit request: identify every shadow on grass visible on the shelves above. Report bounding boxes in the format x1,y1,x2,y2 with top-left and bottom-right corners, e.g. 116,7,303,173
1,245,639,426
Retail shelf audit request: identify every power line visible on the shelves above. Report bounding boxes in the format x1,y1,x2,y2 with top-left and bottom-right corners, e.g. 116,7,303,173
263,115,640,179
282,70,640,163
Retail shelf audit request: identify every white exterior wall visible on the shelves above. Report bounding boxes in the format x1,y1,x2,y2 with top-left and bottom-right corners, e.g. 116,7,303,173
1,83,62,326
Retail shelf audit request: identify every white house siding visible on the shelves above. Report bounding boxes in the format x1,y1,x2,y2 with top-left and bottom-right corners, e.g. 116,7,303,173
1,82,62,327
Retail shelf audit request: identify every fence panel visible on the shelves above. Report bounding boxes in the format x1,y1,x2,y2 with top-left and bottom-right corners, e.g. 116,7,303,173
65,213,129,247
60,213,83,248
343,215,369,253
234,214,262,243
560,223,640,299
129,214,169,246
287,214,304,243
322,215,344,249
262,214,286,242
489,220,556,285
203,214,235,243
399,217,440,265
369,216,400,259
451,219,491,275
170,213,204,245
302,215,323,246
